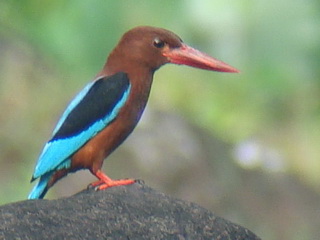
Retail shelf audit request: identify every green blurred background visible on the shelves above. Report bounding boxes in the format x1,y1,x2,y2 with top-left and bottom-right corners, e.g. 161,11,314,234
1,0,320,239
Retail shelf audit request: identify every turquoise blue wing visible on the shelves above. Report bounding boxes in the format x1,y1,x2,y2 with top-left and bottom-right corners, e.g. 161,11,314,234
32,72,131,180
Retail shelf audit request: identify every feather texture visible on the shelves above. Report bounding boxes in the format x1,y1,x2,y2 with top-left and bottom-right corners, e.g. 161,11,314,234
31,72,131,180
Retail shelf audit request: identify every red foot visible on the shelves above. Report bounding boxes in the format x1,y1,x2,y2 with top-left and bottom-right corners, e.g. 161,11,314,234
90,170,135,190
89,180,104,188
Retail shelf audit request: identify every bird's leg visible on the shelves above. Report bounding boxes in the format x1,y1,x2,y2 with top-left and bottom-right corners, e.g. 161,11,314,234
91,170,135,190
88,171,113,188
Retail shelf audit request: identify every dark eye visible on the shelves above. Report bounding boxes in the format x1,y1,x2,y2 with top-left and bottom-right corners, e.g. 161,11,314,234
153,38,165,48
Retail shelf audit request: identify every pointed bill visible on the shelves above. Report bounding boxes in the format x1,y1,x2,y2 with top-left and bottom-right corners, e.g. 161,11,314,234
163,44,239,73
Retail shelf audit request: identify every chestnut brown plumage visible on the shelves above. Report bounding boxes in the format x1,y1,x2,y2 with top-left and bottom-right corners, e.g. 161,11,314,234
29,26,239,199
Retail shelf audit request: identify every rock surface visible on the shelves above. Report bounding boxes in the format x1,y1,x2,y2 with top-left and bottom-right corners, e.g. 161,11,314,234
0,183,260,240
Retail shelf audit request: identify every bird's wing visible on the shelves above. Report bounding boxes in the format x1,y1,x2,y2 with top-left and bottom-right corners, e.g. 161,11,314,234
32,72,131,179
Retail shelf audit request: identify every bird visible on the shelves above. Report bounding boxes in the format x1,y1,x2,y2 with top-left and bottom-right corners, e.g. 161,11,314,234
28,26,239,199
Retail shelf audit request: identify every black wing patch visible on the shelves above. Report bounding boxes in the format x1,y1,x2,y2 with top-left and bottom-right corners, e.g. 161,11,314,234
52,72,130,140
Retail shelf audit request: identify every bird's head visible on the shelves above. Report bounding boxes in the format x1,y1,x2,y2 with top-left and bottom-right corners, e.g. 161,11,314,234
106,26,239,74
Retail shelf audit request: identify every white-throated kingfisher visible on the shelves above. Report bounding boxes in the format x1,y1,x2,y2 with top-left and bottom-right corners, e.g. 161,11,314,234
28,26,239,199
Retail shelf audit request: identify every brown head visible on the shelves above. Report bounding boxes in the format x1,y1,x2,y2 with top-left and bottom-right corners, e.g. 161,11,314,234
104,26,239,74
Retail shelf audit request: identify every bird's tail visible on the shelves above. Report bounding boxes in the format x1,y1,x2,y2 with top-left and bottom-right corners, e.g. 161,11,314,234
28,173,52,199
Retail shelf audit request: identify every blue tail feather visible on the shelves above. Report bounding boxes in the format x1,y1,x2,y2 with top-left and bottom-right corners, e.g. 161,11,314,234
28,172,52,199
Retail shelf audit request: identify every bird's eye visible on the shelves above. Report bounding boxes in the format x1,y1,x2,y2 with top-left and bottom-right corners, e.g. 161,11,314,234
153,38,165,48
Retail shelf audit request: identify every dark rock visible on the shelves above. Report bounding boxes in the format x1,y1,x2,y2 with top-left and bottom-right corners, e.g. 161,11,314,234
0,183,260,240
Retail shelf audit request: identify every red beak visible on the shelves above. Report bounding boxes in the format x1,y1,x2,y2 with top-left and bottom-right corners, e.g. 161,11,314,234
163,44,239,73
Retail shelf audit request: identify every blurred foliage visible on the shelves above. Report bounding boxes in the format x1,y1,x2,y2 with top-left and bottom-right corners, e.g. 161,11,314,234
1,0,320,239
